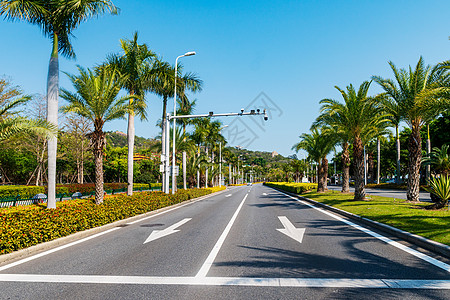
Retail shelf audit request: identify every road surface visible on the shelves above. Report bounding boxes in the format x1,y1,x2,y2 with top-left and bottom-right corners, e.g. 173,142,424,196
0,184,448,299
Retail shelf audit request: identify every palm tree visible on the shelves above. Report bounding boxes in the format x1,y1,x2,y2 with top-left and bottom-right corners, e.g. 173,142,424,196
104,32,162,196
422,145,450,176
373,57,447,201
378,95,403,184
153,62,202,125
315,82,389,200
292,128,335,192
60,66,144,204
1,0,118,208
0,77,56,142
177,97,196,189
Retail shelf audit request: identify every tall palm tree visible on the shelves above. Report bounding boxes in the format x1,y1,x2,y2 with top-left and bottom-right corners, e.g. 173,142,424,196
104,32,162,196
315,82,389,200
292,128,335,192
378,95,403,184
1,0,118,208
153,62,202,125
0,96,56,142
153,61,202,190
177,97,196,189
60,66,144,204
373,57,447,201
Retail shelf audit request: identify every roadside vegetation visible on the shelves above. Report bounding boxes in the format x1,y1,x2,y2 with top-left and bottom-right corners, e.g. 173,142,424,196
0,186,225,255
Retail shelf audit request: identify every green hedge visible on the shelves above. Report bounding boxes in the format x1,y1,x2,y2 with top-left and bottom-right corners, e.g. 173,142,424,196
0,186,225,255
0,186,45,199
365,183,428,191
264,182,317,194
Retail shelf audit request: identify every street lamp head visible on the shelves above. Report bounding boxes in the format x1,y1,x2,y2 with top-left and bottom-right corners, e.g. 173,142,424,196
184,51,196,56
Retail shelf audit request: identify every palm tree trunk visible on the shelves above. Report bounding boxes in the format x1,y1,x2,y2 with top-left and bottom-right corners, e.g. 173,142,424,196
396,126,401,184
127,111,135,196
92,126,106,204
94,145,104,204
46,33,59,209
323,158,329,191
353,137,366,200
341,142,350,193
317,161,325,192
426,125,431,182
407,124,422,202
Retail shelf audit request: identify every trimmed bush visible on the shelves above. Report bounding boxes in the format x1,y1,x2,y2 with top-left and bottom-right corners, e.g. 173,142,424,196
264,182,317,194
0,186,44,199
0,186,225,255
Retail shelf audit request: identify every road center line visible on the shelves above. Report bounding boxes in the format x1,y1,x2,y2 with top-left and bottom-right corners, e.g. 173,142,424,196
196,194,248,278
274,190,450,273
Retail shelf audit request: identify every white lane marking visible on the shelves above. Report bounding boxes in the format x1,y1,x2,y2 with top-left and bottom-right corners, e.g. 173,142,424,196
225,194,232,197
262,193,268,196
0,274,449,289
196,194,248,278
275,190,450,273
0,228,120,272
277,216,306,244
0,191,224,271
144,218,192,244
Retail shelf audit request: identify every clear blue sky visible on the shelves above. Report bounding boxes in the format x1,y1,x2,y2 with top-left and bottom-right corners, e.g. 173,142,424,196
2,0,450,157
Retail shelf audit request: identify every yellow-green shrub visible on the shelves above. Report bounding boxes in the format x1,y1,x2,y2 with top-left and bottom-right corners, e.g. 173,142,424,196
0,186,224,255
264,182,317,194
0,186,44,199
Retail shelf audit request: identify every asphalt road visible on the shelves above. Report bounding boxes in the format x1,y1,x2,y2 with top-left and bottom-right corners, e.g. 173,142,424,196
0,184,449,299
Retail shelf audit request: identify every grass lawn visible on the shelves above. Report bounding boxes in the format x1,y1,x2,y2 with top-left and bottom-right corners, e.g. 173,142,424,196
302,190,450,247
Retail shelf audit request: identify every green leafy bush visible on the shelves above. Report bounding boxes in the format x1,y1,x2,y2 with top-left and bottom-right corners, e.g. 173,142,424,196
0,186,44,199
264,182,317,194
0,186,225,255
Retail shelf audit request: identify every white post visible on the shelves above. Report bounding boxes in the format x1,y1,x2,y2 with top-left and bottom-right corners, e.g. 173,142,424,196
219,141,222,187
165,115,170,193
172,52,195,194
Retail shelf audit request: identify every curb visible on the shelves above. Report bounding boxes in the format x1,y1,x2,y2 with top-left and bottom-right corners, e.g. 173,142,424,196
267,186,450,259
0,187,229,266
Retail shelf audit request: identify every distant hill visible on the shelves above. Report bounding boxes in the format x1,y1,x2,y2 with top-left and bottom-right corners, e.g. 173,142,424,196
227,146,290,167
106,131,158,149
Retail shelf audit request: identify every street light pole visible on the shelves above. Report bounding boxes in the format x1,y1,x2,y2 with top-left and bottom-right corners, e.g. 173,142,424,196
172,51,196,194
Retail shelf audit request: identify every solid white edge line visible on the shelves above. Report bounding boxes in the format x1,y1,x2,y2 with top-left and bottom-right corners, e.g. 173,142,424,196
0,227,120,272
0,189,227,271
196,194,248,278
0,274,449,289
274,190,450,273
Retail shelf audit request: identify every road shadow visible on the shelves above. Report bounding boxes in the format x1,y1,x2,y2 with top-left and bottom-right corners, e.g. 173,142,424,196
212,244,449,280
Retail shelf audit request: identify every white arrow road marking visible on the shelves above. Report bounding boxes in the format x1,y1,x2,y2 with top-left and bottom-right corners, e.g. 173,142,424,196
277,216,306,244
144,218,191,244
225,194,232,197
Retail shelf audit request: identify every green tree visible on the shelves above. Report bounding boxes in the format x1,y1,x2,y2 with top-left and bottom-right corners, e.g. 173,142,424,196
105,32,161,196
1,0,118,208
292,128,335,192
373,57,446,201
315,82,388,200
60,66,144,204
422,145,450,176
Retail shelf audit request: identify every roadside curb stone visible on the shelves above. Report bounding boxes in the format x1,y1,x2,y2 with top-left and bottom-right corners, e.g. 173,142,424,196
268,186,450,259
0,187,229,266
